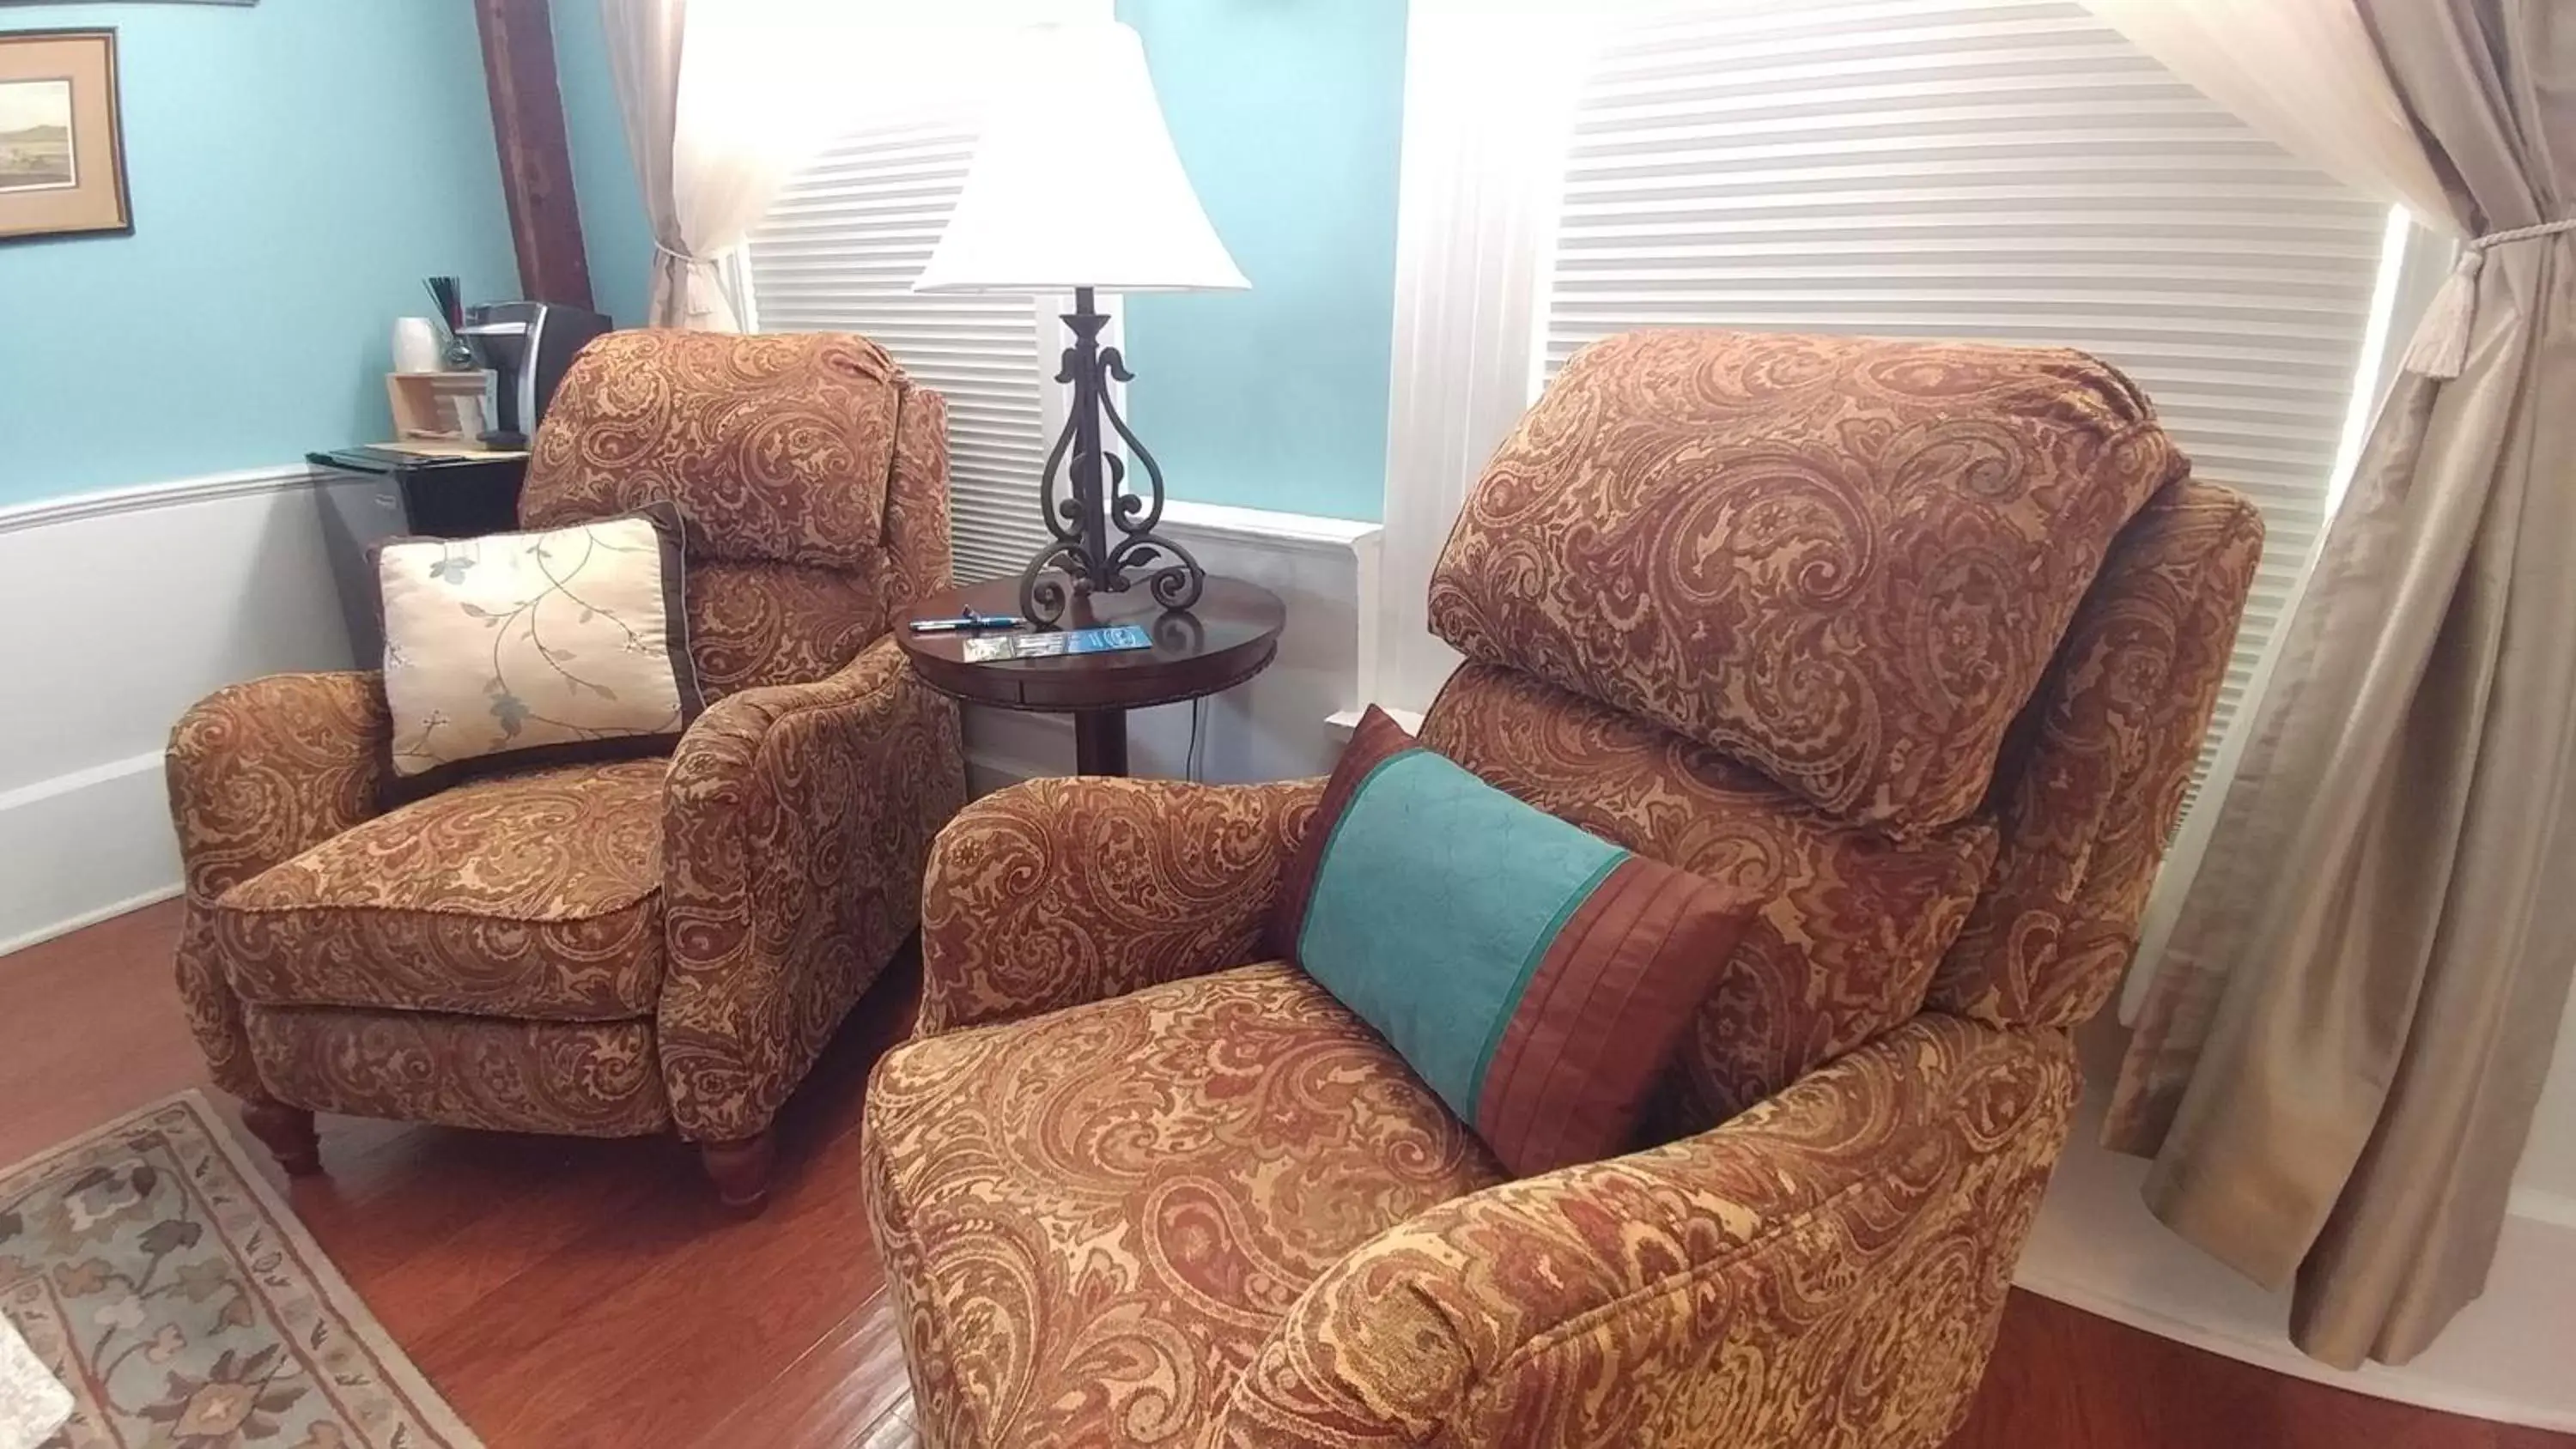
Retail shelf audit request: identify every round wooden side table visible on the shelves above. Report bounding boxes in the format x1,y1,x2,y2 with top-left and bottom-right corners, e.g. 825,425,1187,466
896,576,1286,776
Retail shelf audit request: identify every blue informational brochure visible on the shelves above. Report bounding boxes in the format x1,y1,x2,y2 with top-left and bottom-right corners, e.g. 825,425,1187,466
960,624,1154,663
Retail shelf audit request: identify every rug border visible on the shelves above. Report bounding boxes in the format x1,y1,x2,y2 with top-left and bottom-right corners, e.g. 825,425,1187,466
0,1088,487,1449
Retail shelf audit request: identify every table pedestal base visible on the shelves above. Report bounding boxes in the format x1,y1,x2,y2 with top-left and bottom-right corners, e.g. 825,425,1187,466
1074,709,1129,776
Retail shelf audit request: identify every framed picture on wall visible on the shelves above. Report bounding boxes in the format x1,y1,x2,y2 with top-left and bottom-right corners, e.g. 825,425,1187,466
0,28,130,244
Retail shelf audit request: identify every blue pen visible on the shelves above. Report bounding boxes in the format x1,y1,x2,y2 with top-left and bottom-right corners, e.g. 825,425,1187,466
908,609,1026,634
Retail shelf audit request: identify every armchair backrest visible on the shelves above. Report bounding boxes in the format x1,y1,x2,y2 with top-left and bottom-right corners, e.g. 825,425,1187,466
1418,330,2257,1131
520,330,951,700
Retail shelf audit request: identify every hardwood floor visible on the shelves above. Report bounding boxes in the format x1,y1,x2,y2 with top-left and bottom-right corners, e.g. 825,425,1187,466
5,899,2567,1449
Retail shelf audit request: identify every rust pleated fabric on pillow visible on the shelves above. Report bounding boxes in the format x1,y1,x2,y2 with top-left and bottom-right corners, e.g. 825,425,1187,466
1272,706,1757,1177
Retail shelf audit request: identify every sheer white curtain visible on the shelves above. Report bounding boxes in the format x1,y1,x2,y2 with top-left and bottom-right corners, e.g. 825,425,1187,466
2071,0,2544,379
602,0,749,328
2076,0,2452,223
603,0,1036,330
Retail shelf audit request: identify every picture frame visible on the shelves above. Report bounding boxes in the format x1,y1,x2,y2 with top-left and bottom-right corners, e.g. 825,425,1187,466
0,28,131,245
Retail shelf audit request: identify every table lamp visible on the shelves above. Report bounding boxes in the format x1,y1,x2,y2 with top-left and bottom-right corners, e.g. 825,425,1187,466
914,20,1249,624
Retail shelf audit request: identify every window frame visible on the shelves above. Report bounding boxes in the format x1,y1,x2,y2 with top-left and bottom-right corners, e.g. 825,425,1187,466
727,0,1118,587
1366,0,2445,1014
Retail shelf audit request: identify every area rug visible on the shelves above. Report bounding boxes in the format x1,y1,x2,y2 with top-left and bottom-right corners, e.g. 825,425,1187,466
0,1091,480,1448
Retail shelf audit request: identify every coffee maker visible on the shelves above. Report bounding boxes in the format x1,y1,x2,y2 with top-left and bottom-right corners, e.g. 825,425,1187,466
459,300,611,450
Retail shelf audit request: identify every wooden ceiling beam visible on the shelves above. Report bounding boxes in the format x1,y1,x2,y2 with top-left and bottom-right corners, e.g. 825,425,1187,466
473,0,595,312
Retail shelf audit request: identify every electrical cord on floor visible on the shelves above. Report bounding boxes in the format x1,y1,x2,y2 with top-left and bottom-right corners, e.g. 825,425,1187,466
1187,696,1208,782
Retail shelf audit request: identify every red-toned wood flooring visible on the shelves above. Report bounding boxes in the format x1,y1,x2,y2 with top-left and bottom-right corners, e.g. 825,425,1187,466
6,900,2568,1449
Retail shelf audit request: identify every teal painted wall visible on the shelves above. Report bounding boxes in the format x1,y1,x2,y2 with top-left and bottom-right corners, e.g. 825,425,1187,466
534,1,1410,522
0,0,521,507
550,0,653,330
1117,0,1405,523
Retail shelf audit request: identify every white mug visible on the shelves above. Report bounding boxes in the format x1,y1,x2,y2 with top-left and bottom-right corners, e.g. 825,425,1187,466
392,317,445,375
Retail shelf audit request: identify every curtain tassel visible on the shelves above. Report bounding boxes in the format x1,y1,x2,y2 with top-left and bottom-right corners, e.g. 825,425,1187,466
2401,218,2576,381
2399,246,2482,381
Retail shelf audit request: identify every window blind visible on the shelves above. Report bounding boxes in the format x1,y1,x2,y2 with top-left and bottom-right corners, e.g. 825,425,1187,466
1542,0,2395,803
743,116,1054,585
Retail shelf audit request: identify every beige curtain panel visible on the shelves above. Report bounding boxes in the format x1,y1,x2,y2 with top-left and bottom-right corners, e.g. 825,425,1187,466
2102,0,2574,1370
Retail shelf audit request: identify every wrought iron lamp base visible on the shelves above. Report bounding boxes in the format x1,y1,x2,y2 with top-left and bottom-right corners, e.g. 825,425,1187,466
1014,287,1206,626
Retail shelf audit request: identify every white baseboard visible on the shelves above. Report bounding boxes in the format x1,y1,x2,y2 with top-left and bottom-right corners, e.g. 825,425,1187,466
0,751,184,956
0,886,184,961
2506,1184,2576,1234
2015,1255,2576,1434
2015,1088,2576,1432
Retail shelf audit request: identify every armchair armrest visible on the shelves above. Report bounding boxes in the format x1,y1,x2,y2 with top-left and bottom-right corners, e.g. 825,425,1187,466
915,776,1322,1034
658,636,967,1143
1221,1014,2081,1449
166,670,391,1096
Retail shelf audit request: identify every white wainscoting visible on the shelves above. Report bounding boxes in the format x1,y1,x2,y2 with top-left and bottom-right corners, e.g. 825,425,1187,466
0,476,1378,953
962,500,1381,792
0,467,361,955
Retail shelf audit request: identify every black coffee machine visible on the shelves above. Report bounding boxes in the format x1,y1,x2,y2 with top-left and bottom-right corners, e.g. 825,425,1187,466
459,300,611,450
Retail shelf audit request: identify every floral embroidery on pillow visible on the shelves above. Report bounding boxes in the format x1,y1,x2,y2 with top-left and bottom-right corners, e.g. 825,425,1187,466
377,505,702,782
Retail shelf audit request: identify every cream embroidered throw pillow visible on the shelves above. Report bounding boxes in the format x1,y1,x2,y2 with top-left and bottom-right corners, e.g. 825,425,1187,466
377,503,702,787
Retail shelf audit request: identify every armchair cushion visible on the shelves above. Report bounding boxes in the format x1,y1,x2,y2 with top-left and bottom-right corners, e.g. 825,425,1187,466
214,758,667,1020
683,559,884,701
167,670,392,1100
520,330,903,566
865,961,1504,1449
1427,329,2182,837
1220,1014,2080,1449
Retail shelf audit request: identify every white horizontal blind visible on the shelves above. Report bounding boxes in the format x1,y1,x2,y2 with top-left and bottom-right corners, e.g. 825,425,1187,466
743,115,1053,585
1543,0,2392,803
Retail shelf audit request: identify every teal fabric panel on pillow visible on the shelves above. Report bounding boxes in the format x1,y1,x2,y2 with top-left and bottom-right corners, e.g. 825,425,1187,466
1297,747,1626,1118
1273,706,1755,1176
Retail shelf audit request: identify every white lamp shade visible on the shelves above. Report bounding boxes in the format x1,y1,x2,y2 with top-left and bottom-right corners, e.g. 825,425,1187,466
914,21,1249,294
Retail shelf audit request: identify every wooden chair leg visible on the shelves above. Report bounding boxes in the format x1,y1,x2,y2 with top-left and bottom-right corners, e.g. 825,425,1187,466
700,1131,775,1212
239,1099,321,1177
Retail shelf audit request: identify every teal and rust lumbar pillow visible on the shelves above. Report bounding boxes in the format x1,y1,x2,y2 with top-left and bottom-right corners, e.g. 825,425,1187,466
1271,706,1755,1177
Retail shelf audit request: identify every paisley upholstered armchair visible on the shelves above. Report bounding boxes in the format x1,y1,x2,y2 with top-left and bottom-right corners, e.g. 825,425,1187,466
862,330,2261,1446
167,331,968,1209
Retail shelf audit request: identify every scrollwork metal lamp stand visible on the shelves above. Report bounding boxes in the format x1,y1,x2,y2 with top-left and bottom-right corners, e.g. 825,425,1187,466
1016,287,1206,625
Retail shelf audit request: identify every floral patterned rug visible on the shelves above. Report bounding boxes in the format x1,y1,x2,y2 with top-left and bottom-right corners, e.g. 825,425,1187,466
0,1092,480,1448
